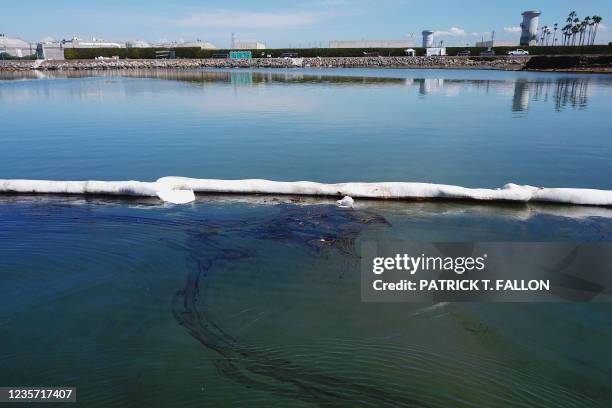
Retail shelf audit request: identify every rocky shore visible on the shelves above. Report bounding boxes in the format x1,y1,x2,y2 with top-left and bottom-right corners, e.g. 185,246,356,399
0,56,529,71
2,55,610,72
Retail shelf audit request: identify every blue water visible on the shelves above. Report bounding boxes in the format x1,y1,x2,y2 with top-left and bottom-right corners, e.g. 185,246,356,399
1,69,612,407
1,69,611,188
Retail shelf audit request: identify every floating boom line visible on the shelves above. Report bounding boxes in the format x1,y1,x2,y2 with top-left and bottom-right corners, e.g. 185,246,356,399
1,177,612,206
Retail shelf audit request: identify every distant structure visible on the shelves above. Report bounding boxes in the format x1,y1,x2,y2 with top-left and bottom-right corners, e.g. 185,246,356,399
475,40,517,47
126,40,151,48
229,51,252,59
156,40,217,49
422,30,434,48
36,42,64,60
520,10,541,46
232,41,266,50
0,34,35,57
426,47,446,56
62,37,124,48
329,39,414,48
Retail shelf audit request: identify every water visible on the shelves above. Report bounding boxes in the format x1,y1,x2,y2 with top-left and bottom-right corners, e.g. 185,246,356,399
1,68,612,188
1,69,612,407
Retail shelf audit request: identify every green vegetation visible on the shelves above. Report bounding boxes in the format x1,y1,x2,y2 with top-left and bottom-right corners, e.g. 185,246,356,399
0,52,37,60
62,44,611,60
525,54,611,69
64,47,189,59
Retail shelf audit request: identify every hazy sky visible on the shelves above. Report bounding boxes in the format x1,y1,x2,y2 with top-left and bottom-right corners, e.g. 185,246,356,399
3,0,611,47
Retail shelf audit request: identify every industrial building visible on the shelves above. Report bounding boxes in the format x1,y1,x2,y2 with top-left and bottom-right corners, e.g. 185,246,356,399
62,37,124,48
229,33,266,50
422,31,434,48
156,40,217,49
126,40,151,48
329,39,414,48
475,40,517,47
0,34,35,57
426,47,446,56
520,10,541,46
36,42,64,60
232,41,266,50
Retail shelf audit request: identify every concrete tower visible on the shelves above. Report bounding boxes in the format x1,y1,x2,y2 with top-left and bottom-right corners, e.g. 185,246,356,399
422,30,434,48
520,10,541,46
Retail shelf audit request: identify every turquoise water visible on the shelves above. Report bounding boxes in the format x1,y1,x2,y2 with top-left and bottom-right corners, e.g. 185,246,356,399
1,69,612,407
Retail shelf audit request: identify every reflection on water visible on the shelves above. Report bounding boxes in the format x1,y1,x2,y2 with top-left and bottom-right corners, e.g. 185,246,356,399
0,69,407,86
552,78,590,111
1,68,611,189
512,80,531,112
512,77,592,113
1,69,604,114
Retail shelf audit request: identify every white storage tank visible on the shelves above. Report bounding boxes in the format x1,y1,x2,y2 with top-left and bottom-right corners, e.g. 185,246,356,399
0,34,34,57
422,30,434,48
520,10,541,46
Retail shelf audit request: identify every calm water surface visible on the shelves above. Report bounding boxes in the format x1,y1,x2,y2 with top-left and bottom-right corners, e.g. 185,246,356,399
1,69,612,407
1,68,612,188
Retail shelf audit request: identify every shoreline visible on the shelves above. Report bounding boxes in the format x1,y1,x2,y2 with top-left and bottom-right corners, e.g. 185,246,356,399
1,55,610,73
0,56,534,72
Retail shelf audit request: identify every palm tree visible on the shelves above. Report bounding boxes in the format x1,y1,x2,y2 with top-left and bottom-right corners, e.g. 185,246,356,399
582,16,591,45
587,19,596,45
561,23,570,46
565,11,577,46
591,16,603,45
568,17,579,45
578,20,586,46
571,24,580,46
547,27,554,45
553,23,558,45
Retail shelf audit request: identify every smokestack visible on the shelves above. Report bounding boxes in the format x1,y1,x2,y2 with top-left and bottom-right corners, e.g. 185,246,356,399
422,30,434,48
520,10,541,46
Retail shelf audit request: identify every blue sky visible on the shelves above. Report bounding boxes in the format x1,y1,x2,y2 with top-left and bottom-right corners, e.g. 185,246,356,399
3,0,611,47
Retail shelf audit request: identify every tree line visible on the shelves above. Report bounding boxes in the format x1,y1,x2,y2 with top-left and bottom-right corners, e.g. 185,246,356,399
537,12,603,46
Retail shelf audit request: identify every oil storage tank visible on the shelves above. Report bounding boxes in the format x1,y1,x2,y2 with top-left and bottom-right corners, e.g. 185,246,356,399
422,30,434,48
520,10,541,46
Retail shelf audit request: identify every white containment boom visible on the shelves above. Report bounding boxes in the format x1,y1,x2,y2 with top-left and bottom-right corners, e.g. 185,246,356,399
1,177,612,207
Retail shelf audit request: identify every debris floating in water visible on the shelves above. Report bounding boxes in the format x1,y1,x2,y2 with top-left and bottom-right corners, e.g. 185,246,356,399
336,196,355,208
1,177,612,207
